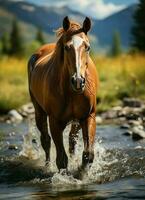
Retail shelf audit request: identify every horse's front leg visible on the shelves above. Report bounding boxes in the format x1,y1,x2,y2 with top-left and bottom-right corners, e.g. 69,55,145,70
69,123,81,156
80,113,96,169
49,117,68,171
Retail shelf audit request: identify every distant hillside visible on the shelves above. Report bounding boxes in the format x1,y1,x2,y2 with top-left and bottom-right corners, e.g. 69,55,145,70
0,0,137,50
0,0,85,32
93,5,137,48
0,0,86,44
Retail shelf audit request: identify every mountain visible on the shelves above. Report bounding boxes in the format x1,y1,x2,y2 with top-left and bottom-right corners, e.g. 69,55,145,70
93,5,137,48
0,0,85,34
0,0,137,50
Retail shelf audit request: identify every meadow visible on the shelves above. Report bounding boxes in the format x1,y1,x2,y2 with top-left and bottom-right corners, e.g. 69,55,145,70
0,56,29,114
0,53,145,114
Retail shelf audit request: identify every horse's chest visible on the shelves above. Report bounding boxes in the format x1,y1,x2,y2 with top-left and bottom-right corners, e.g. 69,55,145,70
59,95,92,121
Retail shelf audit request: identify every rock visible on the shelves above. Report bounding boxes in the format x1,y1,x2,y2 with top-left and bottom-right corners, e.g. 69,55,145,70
8,144,18,150
101,110,118,120
8,132,16,137
8,110,23,123
133,125,144,131
118,117,126,123
141,106,145,117
112,106,122,112
132,126,145,140
118,107,131,117
96,116,103,124
128,120,142,126
126,113,140,121
123,130,132,136
143,117,145,125
19,103,34,117
134,146,143,150
123,98,142,108
6,119,11,124
120,123,130,129
132,131,145,140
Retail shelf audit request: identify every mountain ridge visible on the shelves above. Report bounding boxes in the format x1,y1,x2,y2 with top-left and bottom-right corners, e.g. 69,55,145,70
0,0,137,50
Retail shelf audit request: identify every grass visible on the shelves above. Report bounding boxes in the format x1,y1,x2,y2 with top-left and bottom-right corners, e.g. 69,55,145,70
0,53,145,114
0,56,29,114
93,53,145,112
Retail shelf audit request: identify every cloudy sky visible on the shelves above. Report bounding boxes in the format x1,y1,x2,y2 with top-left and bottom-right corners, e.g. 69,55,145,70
25,0,138,19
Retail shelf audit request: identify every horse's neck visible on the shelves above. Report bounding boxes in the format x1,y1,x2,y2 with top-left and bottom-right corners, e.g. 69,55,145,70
50,43,70,94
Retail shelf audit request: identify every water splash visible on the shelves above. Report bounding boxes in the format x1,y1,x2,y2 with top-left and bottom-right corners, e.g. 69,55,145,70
16,121,113,185
19,118,45,162
0,121,145,185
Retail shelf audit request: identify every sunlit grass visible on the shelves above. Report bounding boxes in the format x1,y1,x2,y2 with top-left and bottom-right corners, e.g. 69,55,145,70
0,53,145,113
93,53,145,112
0,56,29,113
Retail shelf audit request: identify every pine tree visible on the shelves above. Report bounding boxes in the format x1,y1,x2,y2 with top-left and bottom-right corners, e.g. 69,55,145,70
36,27,45,44
1,33,9,54
111,31,122,57
131,0,145,52
9,19,24,56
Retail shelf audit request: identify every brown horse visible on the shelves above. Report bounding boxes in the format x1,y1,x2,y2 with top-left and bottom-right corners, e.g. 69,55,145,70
28,16,99,171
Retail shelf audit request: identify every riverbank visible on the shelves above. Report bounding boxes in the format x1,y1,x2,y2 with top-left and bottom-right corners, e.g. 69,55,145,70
0,97,145,141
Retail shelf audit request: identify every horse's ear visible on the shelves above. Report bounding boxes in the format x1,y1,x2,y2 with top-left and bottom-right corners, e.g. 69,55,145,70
63,16,70,31
82,17,91,34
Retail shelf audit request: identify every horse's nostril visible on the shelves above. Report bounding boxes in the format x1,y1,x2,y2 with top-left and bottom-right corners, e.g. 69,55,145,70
82,78,85,84
71,77,75,85
81,76,85,85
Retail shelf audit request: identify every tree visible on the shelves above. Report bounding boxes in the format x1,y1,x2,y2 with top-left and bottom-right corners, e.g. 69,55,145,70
35,27,45,44
25,41,41,56
9,19,24,56
1,33,9,54
131,0,145,52
111,31,122,57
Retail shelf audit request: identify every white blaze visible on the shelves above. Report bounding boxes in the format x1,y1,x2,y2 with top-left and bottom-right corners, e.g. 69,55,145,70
72,35,84,78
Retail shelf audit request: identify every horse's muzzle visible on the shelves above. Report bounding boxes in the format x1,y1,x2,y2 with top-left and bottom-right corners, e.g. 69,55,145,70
71,74,85,93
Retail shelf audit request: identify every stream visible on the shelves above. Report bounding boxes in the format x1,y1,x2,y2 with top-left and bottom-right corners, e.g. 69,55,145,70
0,119,145,200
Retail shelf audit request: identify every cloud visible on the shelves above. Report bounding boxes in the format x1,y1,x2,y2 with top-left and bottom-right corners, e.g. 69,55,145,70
69,0,126,19
25,0,66,7
25,0,126,19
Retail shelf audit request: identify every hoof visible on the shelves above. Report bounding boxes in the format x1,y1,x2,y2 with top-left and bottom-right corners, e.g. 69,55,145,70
73,166,89,180
59,169,71,176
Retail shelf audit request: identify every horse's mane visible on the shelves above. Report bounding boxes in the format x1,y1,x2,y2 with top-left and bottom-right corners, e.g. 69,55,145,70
55,20,82,38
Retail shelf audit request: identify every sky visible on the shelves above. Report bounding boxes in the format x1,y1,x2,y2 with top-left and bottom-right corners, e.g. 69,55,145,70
23,0,138,19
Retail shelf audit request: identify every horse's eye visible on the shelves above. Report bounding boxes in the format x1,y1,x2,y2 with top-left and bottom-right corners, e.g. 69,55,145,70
64,45,70,51
85,45,91,52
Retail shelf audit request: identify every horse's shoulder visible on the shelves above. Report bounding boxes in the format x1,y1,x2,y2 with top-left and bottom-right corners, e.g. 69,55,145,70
87,57,99,89
88,57,97,75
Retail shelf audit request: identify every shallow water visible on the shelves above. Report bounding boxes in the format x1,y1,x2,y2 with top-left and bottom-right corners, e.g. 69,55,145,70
0,120,145,199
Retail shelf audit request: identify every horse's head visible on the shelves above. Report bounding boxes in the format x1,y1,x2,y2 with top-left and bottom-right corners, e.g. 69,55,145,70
61,16,91,93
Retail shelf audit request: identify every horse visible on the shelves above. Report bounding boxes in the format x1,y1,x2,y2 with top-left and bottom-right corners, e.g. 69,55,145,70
28,16,99,171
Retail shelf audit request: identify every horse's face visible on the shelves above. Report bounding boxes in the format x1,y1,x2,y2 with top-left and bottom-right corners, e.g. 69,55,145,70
63,17,91,93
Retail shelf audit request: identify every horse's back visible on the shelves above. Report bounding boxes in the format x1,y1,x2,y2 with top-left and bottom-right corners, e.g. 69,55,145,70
27,43,56,109
35,43,56,58
28,43,56,74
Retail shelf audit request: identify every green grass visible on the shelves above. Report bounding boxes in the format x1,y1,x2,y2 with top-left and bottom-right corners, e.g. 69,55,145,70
0,53,145,114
